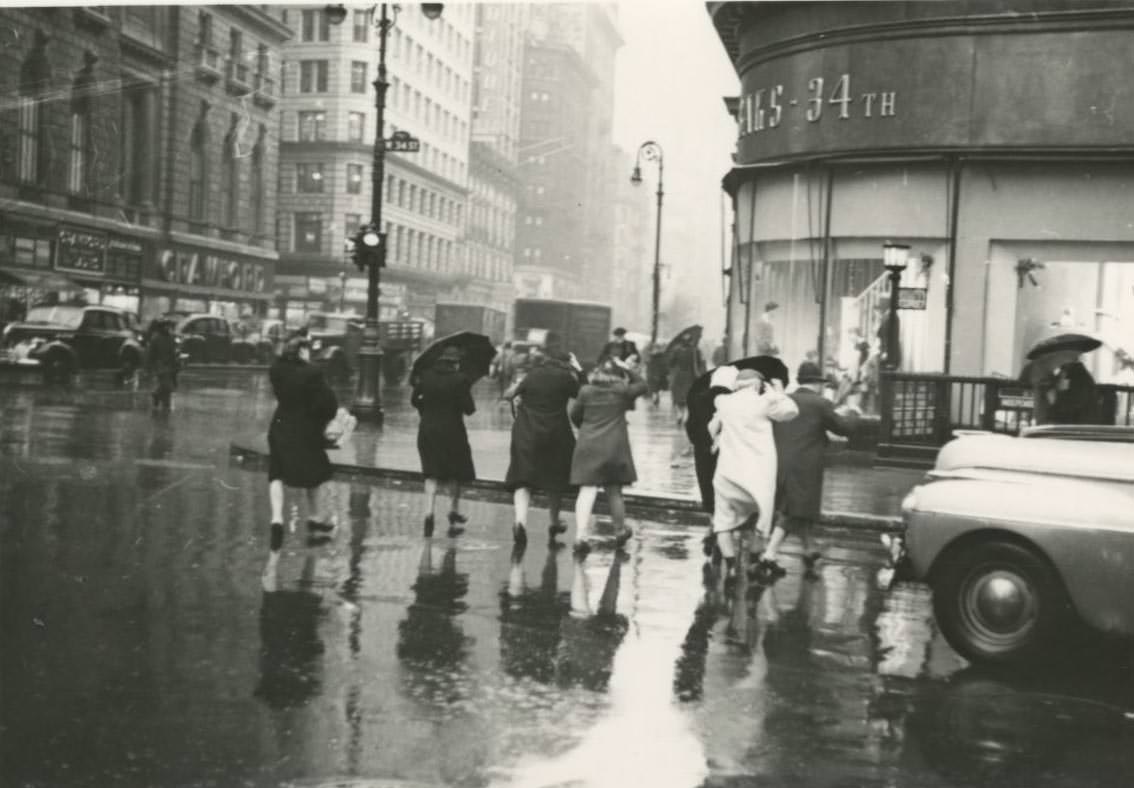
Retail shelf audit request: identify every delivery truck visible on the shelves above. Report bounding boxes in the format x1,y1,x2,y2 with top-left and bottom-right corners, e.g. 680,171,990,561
434,303,508,345
513,298,612,365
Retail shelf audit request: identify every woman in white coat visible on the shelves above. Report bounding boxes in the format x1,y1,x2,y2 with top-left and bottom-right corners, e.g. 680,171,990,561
707,366,798,582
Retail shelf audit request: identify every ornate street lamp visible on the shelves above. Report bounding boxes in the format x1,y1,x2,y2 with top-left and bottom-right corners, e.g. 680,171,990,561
327,3,443,424
881,241,910,371
630,140,664,348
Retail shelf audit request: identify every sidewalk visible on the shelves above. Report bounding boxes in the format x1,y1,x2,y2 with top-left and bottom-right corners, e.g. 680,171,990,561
231,384,918,531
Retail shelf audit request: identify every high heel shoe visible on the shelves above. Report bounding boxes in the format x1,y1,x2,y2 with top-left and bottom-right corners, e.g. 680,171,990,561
615,526,633,549
512,522,528,546
548,520,568,541
423,514,435,538
447,511,466,538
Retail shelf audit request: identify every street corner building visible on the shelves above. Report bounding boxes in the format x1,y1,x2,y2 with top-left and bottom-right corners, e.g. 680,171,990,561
0,5,288,326
709,0,1134,384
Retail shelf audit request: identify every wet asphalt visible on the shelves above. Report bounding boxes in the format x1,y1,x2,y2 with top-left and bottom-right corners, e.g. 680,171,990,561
2,369,1133,788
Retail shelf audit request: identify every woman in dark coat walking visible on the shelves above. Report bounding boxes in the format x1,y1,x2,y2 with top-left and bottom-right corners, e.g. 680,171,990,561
145,319,178,411
504,342,582,545
413,346,476,538
266,334,339,563
668,337,704,427
569,357,649,556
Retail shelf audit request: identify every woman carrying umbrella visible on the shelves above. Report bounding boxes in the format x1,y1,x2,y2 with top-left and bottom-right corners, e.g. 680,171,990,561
503,336,583,546
1026,334,1102,426
412,345,478,537
569,356,649,557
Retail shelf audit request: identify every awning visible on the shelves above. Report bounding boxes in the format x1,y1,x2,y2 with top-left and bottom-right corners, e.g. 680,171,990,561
0,268,84,291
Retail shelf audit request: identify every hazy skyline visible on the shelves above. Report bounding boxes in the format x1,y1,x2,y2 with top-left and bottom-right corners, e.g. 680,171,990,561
613,0,738,340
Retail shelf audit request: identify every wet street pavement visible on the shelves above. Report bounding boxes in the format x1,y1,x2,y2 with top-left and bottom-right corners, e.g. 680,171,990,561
3,371,1134,787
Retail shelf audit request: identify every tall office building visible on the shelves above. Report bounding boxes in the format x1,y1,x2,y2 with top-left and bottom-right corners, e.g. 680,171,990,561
515,3,622,304
274,4,475,325
464,3,528,325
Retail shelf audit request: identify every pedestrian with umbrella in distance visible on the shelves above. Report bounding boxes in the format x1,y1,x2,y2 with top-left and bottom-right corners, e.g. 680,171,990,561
1025,333,1103,426
503,332,584,546
569,355,649,557
667,325,706,427
411,332,495,538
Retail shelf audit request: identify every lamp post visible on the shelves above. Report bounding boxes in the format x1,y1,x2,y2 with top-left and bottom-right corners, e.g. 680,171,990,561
338,270,347,313
327,3,442,424
630,140,664,348
881,242,910,371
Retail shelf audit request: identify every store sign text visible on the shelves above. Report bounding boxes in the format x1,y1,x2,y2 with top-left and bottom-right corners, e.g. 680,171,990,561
154,249,267,293
738,73,896,137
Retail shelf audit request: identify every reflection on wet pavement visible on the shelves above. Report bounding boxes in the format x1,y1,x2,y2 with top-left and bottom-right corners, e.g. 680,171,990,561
2,373,1133,787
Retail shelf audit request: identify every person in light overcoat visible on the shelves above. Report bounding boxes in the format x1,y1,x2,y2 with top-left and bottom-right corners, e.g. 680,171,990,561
771,361,860,573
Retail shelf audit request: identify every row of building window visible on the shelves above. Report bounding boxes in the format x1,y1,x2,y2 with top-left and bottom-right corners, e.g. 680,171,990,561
197,11,273,87
287,7,471,68
188,112,267,233
467,245,511,283
388,76,468,144
389,27,471,103
384,176,463,226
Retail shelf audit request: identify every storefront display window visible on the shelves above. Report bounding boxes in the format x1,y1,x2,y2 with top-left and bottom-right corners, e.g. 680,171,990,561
14,237,52,268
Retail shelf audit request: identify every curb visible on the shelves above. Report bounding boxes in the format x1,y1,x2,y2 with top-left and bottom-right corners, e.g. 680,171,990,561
229,441,903,533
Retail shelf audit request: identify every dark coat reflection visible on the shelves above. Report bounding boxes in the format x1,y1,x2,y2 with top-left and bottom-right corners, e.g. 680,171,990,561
556,555,628,693
499,543,567,684
253,586,326,709
396,540,471,668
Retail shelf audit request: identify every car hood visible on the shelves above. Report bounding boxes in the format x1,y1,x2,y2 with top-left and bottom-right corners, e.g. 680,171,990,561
2,323,71,343
935,433,1134,484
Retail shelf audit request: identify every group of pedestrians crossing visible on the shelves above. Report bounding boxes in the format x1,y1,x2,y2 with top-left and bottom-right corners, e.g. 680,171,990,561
258,325,860,588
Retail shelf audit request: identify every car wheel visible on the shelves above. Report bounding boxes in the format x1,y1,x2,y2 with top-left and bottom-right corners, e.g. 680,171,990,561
43,351,75,385
933,539,1071,665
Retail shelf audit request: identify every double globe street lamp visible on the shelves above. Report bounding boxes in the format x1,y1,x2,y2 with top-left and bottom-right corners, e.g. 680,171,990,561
630,141,664,349
325,3,443,424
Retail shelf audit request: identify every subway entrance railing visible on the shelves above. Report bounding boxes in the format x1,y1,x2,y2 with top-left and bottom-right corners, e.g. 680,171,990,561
877,372,1134,466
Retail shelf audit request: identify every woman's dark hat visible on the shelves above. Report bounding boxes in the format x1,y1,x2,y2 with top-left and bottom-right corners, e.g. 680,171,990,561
613,327,627,336
796,361,825,384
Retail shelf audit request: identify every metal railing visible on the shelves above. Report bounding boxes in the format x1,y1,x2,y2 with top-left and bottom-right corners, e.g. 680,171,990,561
878,372,1134,463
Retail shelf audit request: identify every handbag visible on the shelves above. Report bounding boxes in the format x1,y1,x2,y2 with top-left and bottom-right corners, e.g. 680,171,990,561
323,407,358,448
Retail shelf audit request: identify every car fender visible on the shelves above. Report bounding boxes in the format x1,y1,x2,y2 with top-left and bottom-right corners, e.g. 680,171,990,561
118,340,144,364
29,340,76,365
906,477,1134,635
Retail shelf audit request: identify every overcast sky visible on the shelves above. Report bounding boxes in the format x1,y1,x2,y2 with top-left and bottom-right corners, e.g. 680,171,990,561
612,0,739,338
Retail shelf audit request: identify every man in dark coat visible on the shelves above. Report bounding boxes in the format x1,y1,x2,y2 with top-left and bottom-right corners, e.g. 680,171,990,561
769,361,860,574
598,327,639,366
145,319,178,411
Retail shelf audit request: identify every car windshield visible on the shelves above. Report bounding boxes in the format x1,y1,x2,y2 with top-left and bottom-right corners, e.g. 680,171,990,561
308,315,349,333
24,306,84,329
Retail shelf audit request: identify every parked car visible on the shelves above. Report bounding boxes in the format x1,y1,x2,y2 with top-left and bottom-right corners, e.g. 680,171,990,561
167,313,234,364
0,304,146,383
884,425,1134,665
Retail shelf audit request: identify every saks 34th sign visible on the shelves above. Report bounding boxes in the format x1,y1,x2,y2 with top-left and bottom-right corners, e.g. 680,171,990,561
737,72,896,136
151,248,268,293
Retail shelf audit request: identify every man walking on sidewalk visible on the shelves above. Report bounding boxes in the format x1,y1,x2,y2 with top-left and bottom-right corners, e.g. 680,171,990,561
768,361,860,576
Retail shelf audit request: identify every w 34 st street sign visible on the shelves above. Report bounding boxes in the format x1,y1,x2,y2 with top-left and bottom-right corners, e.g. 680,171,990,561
384,132,420,153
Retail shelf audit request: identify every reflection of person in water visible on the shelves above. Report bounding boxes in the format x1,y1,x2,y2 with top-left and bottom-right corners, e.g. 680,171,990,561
556,555,628,692
396,540,471,669
499,543,567,684
253,556,326,709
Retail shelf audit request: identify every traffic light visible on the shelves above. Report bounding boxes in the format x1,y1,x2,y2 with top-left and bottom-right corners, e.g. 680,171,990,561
351,224,383,272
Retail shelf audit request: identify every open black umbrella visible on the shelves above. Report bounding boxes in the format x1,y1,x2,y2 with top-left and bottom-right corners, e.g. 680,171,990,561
412,330,497,382
666,324,703,355
1025,333,1102,361
684,355,790,514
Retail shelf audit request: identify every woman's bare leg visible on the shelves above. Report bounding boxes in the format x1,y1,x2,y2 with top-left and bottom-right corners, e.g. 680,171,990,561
269,479,285,525
513,486,531,526
574,485,600,543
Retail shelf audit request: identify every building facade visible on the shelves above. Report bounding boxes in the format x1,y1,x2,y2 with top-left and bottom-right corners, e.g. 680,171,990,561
464,3,528,328
274,3,476,326
0,5,288,325
710,0,1134,385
